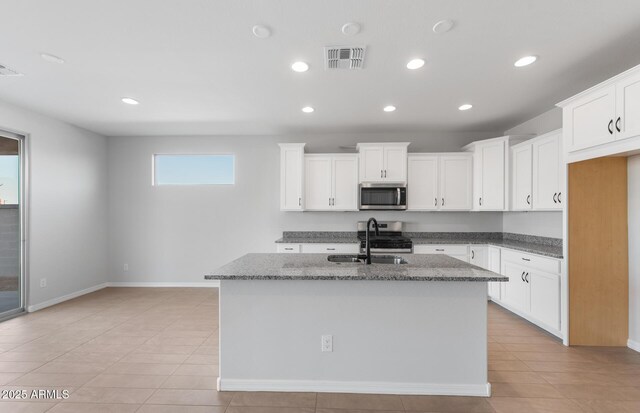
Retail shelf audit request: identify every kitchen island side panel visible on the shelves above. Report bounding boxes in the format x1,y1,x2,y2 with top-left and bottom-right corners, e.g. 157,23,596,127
218,280,489,395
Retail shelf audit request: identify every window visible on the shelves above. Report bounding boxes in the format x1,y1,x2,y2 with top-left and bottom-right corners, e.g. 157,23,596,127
153,154,235,185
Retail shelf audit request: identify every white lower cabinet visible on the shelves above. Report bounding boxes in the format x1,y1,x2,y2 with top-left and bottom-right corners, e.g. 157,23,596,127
529,269,561,330
487,246,502,300
300,243,360,254
497,249,562,335
277,243,359,254
413,244,469,262
469,246,488,269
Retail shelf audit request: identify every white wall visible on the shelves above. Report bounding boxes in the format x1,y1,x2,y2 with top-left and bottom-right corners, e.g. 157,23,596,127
0,99,109,309
628,155,640,350
503,108,564,239
107,132,504,284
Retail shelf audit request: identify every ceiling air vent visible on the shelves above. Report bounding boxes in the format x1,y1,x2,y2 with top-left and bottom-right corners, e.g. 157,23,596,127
324,46,366,70
0,64,23,76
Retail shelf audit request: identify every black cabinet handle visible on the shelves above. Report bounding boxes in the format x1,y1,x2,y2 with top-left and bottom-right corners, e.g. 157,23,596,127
526,194,531,205
525,273,530,283
326,248,336,251
442,198,445,206
381,170,383,178
479,197,482,206
616,117,621,133
471,250,475,259
522,257,531,261
298,197,301,206
435,198,438,206
608,119,614,135
553,193,558,203
521,271,525,282
558,192,561,203
285,248,294,251
436,248,445,252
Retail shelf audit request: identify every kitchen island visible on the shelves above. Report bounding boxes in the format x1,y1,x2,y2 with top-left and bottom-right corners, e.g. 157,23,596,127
205,253,507,397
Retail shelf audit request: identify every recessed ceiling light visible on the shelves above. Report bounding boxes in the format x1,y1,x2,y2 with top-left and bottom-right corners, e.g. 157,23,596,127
514,55,537,67
121,97,140,105
458,104,473,111
383,105,396,112
302,106,314,113
40,53,65,64
252,25,271,38
291,61,309,72
341,22,361,36
406,58,425,70
432,19,454,34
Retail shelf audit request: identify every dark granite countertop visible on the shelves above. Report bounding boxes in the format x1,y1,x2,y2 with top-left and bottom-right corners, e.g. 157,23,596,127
205,253,508,282
275,231,563,259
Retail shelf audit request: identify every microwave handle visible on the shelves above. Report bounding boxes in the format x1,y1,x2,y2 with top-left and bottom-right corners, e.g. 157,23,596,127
397,188,401,206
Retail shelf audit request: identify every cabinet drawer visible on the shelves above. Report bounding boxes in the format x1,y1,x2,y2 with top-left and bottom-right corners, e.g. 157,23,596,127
501,249,560,274
276,244,301,253
301,243,360,254
413,244,469,255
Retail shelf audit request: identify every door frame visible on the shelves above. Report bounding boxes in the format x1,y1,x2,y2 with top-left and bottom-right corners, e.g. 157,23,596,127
0,127,29,321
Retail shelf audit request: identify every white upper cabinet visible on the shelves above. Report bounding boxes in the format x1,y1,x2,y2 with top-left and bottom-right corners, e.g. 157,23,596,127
279,143,305,211
439,154,473,210
563,85,616,152
357,143,409,183
464,136,530,211
558,63,640,161
304,156,332,210
305,154,358,211
615,69,640,141
407,155,438,210
407,153,472,211
532,131,563,209
511,144,533,210
331,156,359,210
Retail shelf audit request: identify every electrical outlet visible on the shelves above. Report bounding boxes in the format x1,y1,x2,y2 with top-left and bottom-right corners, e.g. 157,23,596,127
39,278,47,288
321,335,333,352
123,263,129,272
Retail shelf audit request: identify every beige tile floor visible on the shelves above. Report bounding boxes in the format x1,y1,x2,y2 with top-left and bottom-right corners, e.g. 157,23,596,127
0,287,639,412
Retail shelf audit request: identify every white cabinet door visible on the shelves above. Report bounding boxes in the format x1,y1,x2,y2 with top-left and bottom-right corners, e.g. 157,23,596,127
280,144,304,210
501,262,530,313
359,146,385,182
564,85,616,152
469,246,488,269
383,146,407,182
529,269,560,330
533,133,562,210
511,145,532,210
440,155,472,210
332,156,359,211
304,156,332,210
616,70,640,141
479,141,506,210
487,246,502,300
407,155,439,210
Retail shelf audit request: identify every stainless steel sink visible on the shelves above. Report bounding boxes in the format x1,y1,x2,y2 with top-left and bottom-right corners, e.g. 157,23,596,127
327,255,407,265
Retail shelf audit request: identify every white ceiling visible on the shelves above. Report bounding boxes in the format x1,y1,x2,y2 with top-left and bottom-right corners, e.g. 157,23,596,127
2,0,640,137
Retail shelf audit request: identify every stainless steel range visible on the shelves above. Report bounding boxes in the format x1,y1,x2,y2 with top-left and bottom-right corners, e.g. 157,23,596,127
357,221,413,254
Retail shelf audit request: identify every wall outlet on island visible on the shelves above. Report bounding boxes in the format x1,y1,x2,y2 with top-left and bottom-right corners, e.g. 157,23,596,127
39,278,46,288
123,263,129,272
321,335,333,352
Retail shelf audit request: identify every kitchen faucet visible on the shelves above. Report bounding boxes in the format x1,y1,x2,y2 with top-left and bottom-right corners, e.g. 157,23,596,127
362,217,380,264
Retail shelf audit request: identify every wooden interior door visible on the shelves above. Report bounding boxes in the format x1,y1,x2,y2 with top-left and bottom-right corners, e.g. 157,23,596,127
569,157,628,346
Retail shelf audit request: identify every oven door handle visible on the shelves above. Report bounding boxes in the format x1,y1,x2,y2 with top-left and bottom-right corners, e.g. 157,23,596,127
397,188,401,205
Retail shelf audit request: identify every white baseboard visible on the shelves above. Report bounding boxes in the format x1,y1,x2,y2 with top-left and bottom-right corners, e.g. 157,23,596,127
107,281,219,288
219,379,491,397
27,282,109,312
629,339,640,353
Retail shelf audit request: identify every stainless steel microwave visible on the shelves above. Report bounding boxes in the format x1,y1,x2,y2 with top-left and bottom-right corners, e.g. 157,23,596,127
359,183,407,210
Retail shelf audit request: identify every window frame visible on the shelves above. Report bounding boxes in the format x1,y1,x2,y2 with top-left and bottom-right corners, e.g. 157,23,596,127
151,153,236,186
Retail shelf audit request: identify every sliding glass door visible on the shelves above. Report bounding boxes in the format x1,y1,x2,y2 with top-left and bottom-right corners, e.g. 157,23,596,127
0,131,25,320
